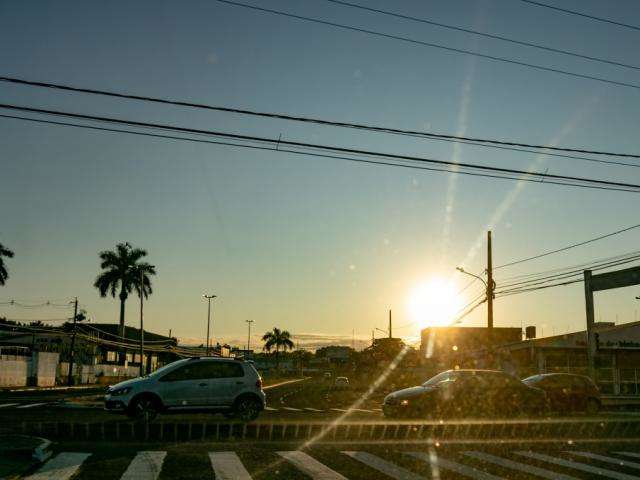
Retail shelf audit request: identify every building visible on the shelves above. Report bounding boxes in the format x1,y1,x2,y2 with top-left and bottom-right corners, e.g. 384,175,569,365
498,321,640,395
419,326,522,368
315,345,353,363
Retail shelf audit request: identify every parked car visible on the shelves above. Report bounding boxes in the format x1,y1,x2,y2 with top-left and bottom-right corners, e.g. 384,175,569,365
383,369,547,419
334,376,350,389
104,357,266,422
522,373,600,415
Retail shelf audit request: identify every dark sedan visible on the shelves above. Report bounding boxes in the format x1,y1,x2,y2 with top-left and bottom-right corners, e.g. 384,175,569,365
383,369,547,419
522,373,600,415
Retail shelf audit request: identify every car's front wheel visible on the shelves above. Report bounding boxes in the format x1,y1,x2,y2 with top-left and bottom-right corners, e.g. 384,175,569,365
234,396,261,422
127,395,160,422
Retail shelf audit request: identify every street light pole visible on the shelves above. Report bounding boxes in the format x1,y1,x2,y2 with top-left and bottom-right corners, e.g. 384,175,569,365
203,294,216,356
245,319,254,351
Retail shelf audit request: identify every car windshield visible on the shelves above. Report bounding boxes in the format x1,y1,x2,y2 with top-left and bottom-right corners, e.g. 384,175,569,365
522,375,542,385
422,371,457,387
148,360,188,378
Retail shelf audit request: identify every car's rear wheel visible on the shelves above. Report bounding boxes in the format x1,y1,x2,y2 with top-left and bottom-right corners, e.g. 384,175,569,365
234,396,261,422
585,398,600,415
127,395,160,422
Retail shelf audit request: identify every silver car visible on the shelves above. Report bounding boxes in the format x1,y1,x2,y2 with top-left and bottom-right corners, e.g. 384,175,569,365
104,357,266,422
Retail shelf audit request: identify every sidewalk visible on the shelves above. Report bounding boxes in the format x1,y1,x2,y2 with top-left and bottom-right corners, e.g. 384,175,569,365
4,384,103,393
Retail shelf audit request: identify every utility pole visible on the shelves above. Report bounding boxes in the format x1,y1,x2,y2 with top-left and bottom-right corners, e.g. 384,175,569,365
388,309,392,338
139,269,145,377
487,231,494,330
203,294,216,355
67,297,79,386
245,319,254,351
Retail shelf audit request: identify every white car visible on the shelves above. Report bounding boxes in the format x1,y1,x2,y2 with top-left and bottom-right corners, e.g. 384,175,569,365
104,357,266,422
334,376,350,389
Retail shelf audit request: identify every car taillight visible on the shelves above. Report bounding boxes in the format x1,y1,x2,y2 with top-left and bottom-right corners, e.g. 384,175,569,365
256,378,262,389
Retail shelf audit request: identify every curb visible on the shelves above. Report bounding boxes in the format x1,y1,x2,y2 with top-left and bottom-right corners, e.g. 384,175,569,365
10,418,640,443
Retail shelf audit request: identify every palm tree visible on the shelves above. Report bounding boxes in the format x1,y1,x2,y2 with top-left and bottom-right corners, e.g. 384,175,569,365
0,243,14,286
262,327,295,370
93,242,156,337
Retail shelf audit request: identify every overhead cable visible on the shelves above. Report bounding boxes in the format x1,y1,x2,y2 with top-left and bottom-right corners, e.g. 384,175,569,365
495,223,640,269
213,0,640,91
518,0,640,32
2,75,639,160
323,0,640,70
1,106,638,193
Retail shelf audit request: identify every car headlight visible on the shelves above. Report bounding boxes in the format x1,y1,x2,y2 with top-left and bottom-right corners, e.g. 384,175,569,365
400,399,409,406
109,386,132,396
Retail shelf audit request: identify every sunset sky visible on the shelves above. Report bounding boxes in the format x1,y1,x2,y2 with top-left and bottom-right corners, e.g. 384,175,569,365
1,0,640,349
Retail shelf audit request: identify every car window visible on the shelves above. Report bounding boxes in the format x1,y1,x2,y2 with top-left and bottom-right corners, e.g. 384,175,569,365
219,362,245,378
159,362,218,382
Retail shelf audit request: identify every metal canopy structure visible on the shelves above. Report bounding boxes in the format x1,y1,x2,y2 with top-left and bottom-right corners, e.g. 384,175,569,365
584,266,640,378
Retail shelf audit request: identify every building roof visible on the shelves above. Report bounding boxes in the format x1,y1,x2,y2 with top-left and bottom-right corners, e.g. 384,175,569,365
500,320,640,351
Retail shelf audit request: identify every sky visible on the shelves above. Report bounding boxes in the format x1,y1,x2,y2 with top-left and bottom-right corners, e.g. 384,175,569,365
1,0,640,350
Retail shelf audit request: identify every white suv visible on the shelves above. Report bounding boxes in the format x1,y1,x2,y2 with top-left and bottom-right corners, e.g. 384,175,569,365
104,357,266,422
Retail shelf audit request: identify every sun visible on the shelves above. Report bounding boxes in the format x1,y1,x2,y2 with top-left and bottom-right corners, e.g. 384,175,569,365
406,278,463,329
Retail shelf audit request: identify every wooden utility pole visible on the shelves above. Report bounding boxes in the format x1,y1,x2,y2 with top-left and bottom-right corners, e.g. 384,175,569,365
487,231,494,330
388,309,392,338
67,297,79,386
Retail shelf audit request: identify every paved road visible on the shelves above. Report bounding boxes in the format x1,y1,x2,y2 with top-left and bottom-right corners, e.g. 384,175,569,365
20,441,640,479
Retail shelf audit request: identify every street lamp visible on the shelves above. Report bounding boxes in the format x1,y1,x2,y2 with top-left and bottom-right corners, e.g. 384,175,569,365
203,294,216,356
245,319,254,351
456,266,488,287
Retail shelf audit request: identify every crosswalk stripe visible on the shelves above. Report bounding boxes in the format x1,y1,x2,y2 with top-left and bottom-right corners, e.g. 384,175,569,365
17,402,47,409
342,451,426,480
25,452,91,480
568,451,640,470
119,451,166,480
278,451,347,479
264,406,278,411
0,403,19,408
516,451,640,480
408,452,504,480
464,451,579,480
209,452,252,480
282,407,302,411
616,452,640,460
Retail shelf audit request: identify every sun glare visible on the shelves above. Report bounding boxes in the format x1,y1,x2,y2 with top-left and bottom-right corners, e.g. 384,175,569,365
406,278,463,329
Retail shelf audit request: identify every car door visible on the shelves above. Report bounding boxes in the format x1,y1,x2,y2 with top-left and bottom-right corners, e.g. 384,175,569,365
156,362,213,408
569,376,588,411
208,361,246,406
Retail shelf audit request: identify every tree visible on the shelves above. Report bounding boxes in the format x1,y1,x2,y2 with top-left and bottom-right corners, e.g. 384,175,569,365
0,243,14,286
93,242,156,337
261,327,295,370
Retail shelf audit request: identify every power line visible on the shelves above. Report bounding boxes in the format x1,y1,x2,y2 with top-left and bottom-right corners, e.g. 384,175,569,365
495,223,640,269
518,0,640,32
1,105,639,194
496,251,640,290
213,0,640,92
2,76,639,160
495,254,640,295
323,0,640,71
